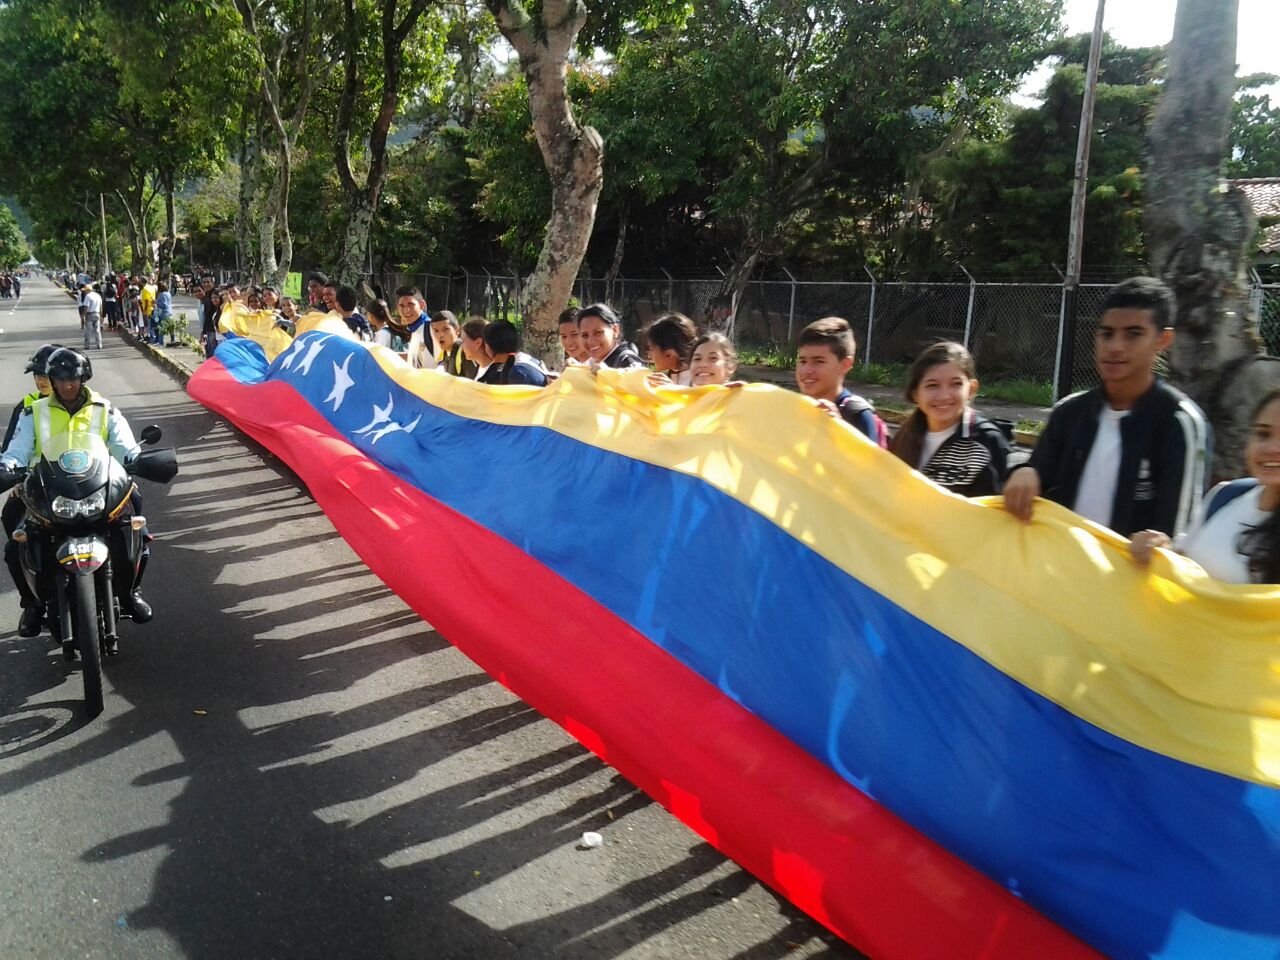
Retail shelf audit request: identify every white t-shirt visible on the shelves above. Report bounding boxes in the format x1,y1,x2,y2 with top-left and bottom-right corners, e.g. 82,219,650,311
372,327,393,348
918,423,959,469
82,291,103,314
406,327,432,368
1180,484,1269,584
1073,406,1128,527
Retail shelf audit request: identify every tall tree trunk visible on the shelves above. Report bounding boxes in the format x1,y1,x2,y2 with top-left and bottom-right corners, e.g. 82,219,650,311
487,0,604,363
113,187,146,275
140,181,157,272
258,167,281,285
603,204,627,305
717,239,762,338
333,0,431,286
235,0,322,289
267,136,293,289
336,194,375,285
235,108,262,281
1145,0,1280,477
157,168,177,286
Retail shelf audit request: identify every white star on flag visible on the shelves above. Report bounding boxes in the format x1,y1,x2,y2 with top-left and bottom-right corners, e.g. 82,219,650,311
367,413,421,445
325,354,355,411
277,338,307,370
294,338,326,376
354,394,394,435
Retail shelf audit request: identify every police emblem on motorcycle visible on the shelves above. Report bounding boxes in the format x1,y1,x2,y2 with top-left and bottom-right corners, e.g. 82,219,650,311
57,450,91,474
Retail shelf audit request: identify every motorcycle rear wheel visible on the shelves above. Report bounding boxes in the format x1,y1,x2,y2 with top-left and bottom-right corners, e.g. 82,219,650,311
73,575,104,717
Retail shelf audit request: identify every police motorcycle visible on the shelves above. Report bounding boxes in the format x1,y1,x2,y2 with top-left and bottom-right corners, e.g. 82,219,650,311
0,425,177,717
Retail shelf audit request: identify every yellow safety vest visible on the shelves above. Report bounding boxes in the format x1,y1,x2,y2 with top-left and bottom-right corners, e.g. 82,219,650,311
32,388,110,459
21,390,40,410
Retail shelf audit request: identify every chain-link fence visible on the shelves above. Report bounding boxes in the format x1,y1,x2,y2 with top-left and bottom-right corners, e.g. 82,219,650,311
195,262,1280,402
1258,284,1280,356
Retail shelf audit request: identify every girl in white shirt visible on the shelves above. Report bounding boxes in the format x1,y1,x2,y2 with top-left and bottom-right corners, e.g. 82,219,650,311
1131,388,1280,584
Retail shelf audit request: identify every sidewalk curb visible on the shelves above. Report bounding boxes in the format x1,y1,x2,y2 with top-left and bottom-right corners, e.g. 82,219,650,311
117,326,197,388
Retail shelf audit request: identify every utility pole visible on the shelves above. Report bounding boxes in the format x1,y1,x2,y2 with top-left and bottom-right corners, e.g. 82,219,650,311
99,193,111,276
1055,0,1106,401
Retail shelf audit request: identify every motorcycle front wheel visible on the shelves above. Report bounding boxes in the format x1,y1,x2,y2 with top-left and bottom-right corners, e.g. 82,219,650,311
72,575,103,717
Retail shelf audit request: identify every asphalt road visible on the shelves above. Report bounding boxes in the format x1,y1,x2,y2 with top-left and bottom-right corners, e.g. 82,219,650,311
0,281,859,960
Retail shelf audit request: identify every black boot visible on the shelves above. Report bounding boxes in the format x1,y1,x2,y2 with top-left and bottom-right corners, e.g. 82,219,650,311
127,590,152,624
18,604,42,638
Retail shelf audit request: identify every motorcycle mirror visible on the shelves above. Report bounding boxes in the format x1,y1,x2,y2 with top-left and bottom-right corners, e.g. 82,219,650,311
140,425,162,445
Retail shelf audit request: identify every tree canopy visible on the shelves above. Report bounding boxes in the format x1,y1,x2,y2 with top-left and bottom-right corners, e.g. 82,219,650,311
0,0,1276,289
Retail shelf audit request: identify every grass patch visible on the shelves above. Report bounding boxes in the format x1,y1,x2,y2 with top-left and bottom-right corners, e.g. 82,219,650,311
737,344,796,369
852,361,908,386
977,378,1053,407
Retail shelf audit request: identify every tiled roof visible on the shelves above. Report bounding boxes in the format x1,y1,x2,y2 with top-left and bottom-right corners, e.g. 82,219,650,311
1230,178,1280,254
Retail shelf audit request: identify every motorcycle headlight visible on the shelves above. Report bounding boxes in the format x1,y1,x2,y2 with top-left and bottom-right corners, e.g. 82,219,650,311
51,490,106,519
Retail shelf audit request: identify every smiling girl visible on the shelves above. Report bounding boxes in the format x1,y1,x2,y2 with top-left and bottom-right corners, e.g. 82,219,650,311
1131,388,1280,584
688,333,739,386
889,341,1009,496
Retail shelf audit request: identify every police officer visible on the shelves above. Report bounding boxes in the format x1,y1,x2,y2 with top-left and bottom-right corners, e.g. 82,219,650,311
0,348,151,637
1,344,64,627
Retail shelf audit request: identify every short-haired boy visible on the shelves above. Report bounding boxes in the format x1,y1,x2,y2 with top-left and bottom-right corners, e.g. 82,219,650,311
559,307,589,366
1003,276,1210,536
335,285,371,340
431,310,478,379
394,285,433,369
795,317,887,447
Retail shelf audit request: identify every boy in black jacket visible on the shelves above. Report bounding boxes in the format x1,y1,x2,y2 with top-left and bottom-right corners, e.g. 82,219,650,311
1004,277,1210,537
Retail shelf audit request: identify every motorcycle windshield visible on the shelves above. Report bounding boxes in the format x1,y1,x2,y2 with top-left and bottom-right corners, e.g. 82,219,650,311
41,430,109,478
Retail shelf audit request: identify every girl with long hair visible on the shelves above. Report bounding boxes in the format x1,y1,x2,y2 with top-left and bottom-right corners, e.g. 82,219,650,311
688,333,739,386
889,341,1009,496
1131,388,1280,583
646,313,698,384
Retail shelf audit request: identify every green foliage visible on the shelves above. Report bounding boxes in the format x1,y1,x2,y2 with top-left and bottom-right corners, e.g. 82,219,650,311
159,311,187,341
736,344,797,369
0,0,245,268
179,162,241,262
468,73,554,263
0,204,29,267
1228,75,1280,178
576,0,691,52
925,36,1162,276
977,378,1054,407
585,0,1059,277
853,361,909,386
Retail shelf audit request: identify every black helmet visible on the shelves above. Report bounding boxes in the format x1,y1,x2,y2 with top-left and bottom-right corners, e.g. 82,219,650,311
45,347,92,384
24,342,65,375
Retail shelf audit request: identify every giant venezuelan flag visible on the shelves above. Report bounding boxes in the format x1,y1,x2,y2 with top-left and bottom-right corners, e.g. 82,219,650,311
190,306,1280,960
